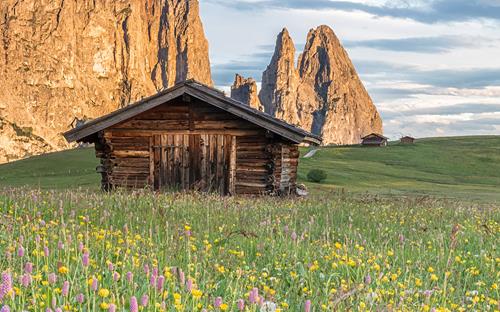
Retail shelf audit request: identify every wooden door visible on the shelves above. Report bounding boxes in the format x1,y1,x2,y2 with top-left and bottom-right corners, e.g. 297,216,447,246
152,134,236,194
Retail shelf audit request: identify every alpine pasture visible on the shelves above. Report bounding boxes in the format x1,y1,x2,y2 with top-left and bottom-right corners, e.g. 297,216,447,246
0,136,499,311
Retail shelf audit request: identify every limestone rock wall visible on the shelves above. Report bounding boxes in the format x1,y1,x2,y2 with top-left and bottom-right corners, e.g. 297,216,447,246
259,26,383,145
230,74,263,111
0,0,212,163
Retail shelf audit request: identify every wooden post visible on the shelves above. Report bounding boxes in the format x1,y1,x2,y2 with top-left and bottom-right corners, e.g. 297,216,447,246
149,136,154,187
229,135,237,195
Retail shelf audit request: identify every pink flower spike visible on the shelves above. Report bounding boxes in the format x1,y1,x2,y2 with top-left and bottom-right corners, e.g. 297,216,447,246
20,274,31,287
76,293,84,303
186,278,193,292
126,272,133,283
25,262,33,274
237,299,245,311
48,273,57,284
214,297,223,308
156,276,165,291
43,246,49,257
179,270,185,285
108,262,114,271
304,300,311,312
130,296,138,312
141,294,149,307
82,252,89,267
108,303,116,312
249,288,258,304
17,246,25,257
0,305,10,312
91,277,98,291
78,242,84,252
62,281,70,296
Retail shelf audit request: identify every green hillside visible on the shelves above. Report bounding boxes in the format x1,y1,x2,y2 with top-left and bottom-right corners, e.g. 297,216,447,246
0,136,499,201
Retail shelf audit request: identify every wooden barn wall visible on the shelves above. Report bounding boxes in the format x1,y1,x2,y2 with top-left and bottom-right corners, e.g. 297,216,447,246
94,97,300,195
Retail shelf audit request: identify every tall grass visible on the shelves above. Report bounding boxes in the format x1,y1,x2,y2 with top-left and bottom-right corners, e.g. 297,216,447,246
0,189,498,311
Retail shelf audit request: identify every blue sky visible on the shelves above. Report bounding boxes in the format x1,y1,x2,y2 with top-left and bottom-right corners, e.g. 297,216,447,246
198,0,500,139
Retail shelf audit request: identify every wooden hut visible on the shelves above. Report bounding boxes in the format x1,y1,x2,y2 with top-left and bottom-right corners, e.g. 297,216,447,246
64,80,321,195
361,133,388,147
400,136,415,144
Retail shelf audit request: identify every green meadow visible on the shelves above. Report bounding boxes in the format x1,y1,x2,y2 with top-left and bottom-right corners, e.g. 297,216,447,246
0,136,499,311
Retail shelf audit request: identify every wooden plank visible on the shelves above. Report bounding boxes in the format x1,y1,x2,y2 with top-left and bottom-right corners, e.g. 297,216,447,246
229,136,236,195
65,85,186,142
112,150,150,158
108,129,263,137
217,135,224,194
200,134,207,192
183,134,190,189
117,119,190,130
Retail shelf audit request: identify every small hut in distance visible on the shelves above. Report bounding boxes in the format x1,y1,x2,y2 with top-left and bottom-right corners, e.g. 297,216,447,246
400,136,415,144
361,133,388,147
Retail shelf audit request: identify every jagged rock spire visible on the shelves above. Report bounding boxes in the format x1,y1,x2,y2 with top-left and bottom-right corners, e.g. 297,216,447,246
230,74,264,111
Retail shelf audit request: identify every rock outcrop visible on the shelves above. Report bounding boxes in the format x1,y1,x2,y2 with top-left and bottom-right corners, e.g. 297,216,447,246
230,74,264,111
0,0,212,163
259,26,383,145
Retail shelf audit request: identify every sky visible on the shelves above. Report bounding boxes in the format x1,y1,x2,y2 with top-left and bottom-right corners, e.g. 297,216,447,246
199,0,500,139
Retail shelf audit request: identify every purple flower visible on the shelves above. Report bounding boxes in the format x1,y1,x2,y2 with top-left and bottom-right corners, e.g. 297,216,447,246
17,246,25,257
156,276,165,291
113,272,120,282
25,262,33,274
76,293,84,303
48,273,57,284
152,267,158,278
57,241,64,250
249,288,259,304
91,277,98,291
143,264,149,275
108,304,116,312
0,305,10,312
82,253,89,267
141,294,148,307
291,232,297,241
78,242,84,252
364,274,372,285
62,281,70,296
43,246,49,257
35,235,41,244
304,300,311,312
108,262,114,271
179,270,185,285
126,272,133,283
149,275,156,286
0,272,12,299
20,274,31,287
214,297,223,308
130,296,138,312
55,308,62,312
237,299,245,311
186,279,193,292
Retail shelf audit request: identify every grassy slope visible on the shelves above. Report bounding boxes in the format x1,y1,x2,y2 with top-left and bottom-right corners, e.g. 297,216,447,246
0,136,499,201
300,136,500,201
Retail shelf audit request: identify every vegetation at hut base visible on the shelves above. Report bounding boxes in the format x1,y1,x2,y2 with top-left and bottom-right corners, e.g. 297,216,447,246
306,170,327,183
0,190,499,311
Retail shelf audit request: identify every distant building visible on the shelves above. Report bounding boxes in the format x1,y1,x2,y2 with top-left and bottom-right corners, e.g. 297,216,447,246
361,133,388,147
400,136,415,144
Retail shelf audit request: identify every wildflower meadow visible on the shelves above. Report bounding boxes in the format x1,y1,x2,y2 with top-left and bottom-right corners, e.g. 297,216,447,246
0,189,498,311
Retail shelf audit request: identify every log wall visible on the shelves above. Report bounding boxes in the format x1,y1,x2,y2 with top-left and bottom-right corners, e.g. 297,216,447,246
94,97,300,195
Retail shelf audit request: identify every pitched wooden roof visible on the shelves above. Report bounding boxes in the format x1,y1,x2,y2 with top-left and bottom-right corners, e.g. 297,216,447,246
64,80,322,145
361,133,389,140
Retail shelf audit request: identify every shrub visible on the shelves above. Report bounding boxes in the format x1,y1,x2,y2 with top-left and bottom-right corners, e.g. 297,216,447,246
307,169,327,183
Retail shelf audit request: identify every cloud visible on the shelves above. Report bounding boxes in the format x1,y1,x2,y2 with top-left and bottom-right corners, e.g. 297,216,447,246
343,36,496,53
205,0,500,23
356,61,500,89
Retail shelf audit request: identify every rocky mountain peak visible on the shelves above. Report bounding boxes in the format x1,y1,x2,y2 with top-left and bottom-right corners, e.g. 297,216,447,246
260,25,382,145
259,28,301,123
230,74,263,111
0,0,212,163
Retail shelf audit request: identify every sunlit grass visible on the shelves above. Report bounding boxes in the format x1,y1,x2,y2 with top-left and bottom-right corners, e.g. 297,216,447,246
1,189,498,311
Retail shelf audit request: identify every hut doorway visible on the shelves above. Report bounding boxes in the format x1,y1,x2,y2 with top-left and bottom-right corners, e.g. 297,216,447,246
151,134,235,194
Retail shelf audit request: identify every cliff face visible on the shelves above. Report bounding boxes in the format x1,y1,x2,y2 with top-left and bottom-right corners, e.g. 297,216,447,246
230,74,263,111
259,26,383,145
0,0,212,163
